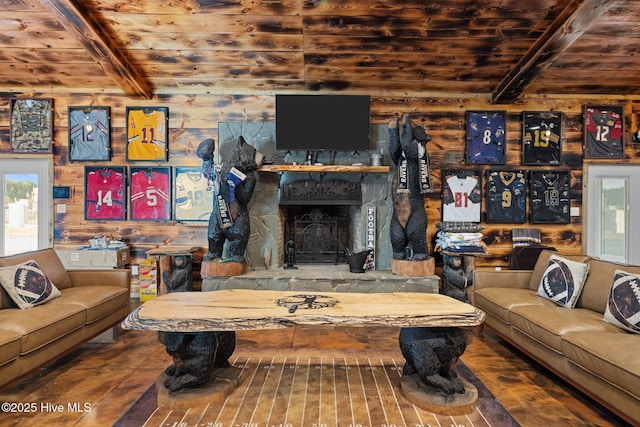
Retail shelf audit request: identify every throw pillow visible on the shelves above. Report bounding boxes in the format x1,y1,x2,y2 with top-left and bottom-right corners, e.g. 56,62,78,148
537,254,589,308
603,269,640,334
0,260,61,309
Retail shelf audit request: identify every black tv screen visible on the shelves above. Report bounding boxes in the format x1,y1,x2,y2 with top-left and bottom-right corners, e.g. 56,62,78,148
276,94,370,151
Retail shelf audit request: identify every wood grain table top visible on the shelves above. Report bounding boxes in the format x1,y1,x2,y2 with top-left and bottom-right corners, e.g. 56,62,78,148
121,289,485,332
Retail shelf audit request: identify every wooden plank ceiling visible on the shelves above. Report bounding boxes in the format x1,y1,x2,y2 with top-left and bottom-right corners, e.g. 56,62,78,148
0,0,638,102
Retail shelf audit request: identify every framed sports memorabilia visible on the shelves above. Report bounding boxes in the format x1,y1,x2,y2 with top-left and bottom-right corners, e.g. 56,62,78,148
10,98,53,154
173,166,213,222
583,105,624,159
129,166,171,221
465,111,506,165
530,170,570,224
522,111,562,165
442,169,482,222
84,166,126,221
485,170,527,223
126,106,169,161
68,106,111,161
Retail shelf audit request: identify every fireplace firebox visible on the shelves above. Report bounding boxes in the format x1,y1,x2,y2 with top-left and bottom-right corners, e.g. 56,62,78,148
283,206,350,264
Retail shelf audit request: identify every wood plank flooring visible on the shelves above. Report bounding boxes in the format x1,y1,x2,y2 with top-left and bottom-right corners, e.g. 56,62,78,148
143,355,508,427
0,311,632,426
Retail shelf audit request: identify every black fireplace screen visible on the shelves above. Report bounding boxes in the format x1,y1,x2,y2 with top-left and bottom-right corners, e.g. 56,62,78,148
289,208,349,264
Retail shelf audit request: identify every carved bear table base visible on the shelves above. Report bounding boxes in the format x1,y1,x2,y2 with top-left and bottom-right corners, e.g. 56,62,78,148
122,289,485,412
401,373,478,415
156,367,240,410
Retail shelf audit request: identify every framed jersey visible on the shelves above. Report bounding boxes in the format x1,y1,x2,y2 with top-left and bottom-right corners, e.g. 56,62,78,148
530,170,570,224
84,166,126,221
522,111,562,165
583,105,624,159
173,166,213,222
10,98,53,154
126,106,169,161
442,169,482,222
465,111,506,165
68,106,110,161
485,170,527,223
129,166,171,221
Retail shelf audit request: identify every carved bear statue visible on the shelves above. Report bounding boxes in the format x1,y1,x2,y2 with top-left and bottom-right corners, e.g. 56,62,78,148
161,331,236,392
162,255,193,293
389,114,432,261
198,136,264,263
441,254,472,303
399,327,469,395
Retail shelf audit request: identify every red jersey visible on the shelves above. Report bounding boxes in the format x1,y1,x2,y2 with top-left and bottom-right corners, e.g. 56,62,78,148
85,169,125,220
130,169,170,220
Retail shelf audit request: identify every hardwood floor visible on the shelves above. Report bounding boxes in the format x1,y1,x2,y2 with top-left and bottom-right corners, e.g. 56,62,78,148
0,306,631,427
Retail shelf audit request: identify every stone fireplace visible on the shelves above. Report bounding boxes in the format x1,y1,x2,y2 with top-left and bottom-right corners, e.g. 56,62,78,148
217,122,394,270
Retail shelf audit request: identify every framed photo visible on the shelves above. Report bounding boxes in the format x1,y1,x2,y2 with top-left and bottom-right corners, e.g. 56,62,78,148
84,166,126,221
10,98,53,154
465,111,506,165
583,105,624,159
485,170,527,223
129,166,171,221
530,170,570,224
69,106,111,161
442,169,482,222
126,106,168,161
522,111,562,165
173,166,213,222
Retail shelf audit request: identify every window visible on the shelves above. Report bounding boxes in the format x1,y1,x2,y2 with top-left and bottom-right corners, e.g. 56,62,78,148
0,159,51,255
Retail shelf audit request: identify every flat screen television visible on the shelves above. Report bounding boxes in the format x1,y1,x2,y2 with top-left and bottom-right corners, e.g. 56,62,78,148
276,94,371,151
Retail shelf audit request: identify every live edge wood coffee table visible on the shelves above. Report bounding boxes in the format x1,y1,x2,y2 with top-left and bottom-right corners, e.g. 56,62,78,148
122,289,485,414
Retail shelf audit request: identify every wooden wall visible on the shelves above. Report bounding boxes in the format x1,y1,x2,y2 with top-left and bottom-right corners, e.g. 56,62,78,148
2,93,640,269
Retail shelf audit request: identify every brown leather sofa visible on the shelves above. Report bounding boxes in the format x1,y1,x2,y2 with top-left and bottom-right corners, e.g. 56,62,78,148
0,248,131,389
472,250,640,425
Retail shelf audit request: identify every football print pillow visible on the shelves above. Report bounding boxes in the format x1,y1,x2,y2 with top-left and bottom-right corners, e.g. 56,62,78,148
537,254,589,308
0,260,61,309
604,270,640,334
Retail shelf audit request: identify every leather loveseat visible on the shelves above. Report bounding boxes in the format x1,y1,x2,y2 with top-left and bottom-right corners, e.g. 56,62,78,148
0,248,131,389
473,250,640,426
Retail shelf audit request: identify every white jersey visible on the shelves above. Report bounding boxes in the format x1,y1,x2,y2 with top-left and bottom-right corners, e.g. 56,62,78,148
443,175,481,222
174,170,213,221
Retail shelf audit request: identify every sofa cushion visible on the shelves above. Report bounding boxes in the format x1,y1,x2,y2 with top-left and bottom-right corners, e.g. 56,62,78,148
59,286,130,324
510,304,621,353
0,301,85,354
536,254,589,308
578,259,640,313
0,329,21,366
562,331,640,400
603,269,640,334
474,288,551,324
0,248,73,290
0,260,61,309
528,250,590,291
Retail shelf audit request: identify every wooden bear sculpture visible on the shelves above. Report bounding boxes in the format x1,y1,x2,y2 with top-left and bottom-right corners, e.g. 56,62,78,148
198,136,263,263
389,114,433,261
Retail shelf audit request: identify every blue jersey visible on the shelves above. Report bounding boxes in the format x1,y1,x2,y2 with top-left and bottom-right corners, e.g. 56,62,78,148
466,111,505,164
486,171,526,223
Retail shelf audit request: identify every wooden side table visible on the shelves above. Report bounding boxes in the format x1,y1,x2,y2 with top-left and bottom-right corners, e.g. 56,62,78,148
146,246,198,295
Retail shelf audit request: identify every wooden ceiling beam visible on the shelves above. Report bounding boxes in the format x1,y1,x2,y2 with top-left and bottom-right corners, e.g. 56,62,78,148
491,0,611,104
39,0,153,99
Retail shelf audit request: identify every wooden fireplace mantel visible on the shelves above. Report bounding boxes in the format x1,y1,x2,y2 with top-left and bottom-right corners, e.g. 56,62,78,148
258,164,389,174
